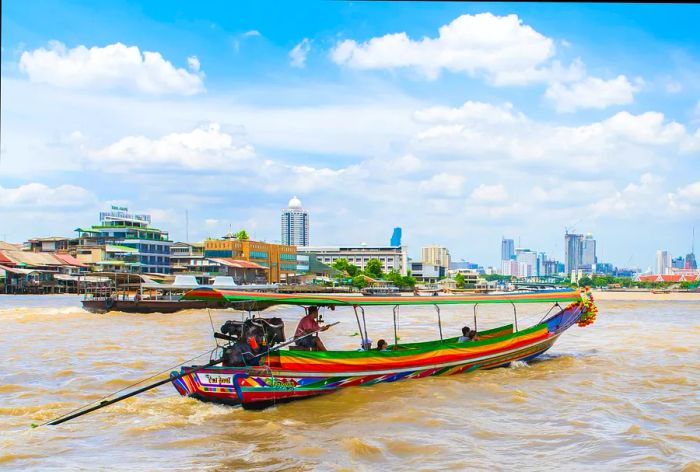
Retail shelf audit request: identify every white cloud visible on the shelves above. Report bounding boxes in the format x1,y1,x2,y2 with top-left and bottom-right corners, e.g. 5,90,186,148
90,123,254,171
0,183,95,209
668,180,700,213
19,41,204,95
243,30,261,38
470,184,509,202
205,218,220,225
545,75,641,112
331,12,584,86
289,38,312,68
418,173,465,197
414,101,525,125
589,173,664,218
413,103,696,174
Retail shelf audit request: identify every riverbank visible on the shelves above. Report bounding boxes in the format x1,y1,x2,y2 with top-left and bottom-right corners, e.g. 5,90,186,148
592,289,700,301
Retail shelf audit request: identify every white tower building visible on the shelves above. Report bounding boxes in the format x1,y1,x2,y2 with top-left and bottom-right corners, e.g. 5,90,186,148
655,250,671,275
281,196,309,246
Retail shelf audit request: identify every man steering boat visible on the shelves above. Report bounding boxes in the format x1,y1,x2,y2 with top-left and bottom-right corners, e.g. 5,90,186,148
294,306,329,351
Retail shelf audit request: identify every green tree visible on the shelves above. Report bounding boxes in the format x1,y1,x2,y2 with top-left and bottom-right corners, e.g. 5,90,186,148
577,276,593,287
332,258,360,277
236,229,249,240
385,269,403,286
384,269,416,290
352,275,369,288
364,258,384,279
455,273,466,289
401,273,417,289
483,274,512,282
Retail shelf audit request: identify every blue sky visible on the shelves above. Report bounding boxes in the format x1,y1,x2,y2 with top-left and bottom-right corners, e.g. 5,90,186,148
1,1,699,269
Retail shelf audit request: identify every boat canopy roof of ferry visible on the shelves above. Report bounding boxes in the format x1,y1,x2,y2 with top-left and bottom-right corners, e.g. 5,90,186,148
142,275,278,291
142,275,209,290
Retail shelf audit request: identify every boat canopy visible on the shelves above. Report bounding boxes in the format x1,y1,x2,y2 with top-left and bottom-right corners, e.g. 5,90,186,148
142,275,201,290
182,288,584,309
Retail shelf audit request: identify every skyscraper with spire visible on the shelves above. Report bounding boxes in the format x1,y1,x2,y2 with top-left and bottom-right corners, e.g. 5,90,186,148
686,227,697,270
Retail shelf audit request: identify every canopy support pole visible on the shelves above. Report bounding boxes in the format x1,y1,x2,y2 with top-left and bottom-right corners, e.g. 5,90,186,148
538,302,561,324
392,305,399,347
434,304,443,341
353,306,367,349
473,304,478,333
511,302,518,332
361,306,369,348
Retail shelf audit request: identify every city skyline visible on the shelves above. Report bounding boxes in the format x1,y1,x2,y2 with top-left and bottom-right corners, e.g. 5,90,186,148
1,2,699,269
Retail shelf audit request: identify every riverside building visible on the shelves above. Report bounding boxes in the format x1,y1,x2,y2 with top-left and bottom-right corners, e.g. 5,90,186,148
204,236,299,283
421,245,451,269
281,196,309,247
298,244,409,275
74,206,172,273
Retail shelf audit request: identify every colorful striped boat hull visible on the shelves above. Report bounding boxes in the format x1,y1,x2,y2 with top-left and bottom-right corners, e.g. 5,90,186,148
171,302,587,409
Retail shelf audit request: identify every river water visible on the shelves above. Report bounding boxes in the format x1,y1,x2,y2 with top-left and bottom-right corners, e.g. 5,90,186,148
0,295,698,471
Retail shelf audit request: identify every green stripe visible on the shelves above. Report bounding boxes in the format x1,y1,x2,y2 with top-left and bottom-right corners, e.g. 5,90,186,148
271,322,546,361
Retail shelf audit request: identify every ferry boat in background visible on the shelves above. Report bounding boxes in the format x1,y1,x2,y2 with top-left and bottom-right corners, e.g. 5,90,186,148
361,285,400,296
81,275,277,314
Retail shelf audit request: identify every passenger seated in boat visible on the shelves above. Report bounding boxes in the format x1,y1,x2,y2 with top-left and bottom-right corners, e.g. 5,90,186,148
376,339,389,351
458,326,471,342
468,330,478,341
294,306,328,351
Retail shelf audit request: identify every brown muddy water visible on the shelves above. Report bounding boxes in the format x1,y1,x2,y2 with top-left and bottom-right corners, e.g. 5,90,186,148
0,295,698,471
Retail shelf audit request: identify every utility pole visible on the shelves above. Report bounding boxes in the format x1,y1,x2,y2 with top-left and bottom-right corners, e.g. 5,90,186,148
185,210,189,242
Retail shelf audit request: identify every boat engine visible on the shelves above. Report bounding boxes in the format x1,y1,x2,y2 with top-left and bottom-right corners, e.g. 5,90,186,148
220,317,285,367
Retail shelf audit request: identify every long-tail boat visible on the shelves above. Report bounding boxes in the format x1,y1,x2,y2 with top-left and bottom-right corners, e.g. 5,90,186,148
170,288,598,410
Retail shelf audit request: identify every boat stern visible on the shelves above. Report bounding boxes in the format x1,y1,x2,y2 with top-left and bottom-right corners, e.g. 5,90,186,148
170,367,244,406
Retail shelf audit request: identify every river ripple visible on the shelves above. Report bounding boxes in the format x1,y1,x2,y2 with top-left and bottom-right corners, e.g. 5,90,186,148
0,295,698,471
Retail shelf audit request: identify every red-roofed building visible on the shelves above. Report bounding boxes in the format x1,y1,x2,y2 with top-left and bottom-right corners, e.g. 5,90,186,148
54,253,89,268
635,274,698,283
0,251,13,265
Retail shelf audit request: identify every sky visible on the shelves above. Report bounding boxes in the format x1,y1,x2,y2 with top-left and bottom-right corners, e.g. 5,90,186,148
1,1,699,270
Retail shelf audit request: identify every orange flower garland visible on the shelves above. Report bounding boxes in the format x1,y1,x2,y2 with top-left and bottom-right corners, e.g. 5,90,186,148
576,288,598,327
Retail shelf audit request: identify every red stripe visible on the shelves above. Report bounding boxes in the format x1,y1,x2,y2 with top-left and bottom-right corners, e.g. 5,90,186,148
273,331,551,373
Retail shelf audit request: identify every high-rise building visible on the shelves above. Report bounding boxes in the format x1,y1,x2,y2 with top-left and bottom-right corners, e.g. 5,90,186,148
581,233,597,266
672,256,685,269
686,228,697,270
564,232,583,274
390,227,402,246
515,248,538,277
656,250,671,275
422,245,451,268
501,238,515,261
281,196,309,247
537,252,548,277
